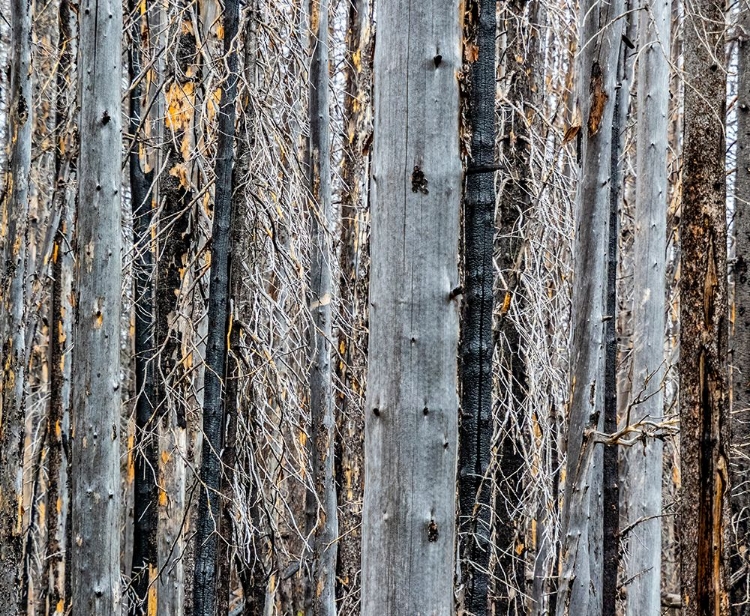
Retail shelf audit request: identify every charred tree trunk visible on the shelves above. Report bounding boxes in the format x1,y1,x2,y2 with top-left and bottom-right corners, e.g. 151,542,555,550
0,0,32,610
304,0,338,614
70,0,123,610
459,0,496,613
555,0,623,611
43,0,77,612
622,1,670,613
155,7,195,613
360,0,461,613
128,2,157,612
191,0,239,609
679,0,730,613
731,4,750,613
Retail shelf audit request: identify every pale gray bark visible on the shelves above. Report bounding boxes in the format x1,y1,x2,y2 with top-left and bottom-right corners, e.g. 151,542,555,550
555,0,623,612
70,0,123,611
0,0,32,611
305,0,338,614
360,0,461,613
623,1,670,613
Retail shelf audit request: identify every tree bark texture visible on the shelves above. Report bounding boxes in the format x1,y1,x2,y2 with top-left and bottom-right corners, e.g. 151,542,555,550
128,3,157,611
0,0,32,611
679,0,730,613
361,0,461,613
459,0,496,614
622,1,670,613
43,1,77,611
732,3,750,613
555,0,623,611
156,8,195,614
335,0,372,609
305,0,338,614
70,0,123,610
192,0,239,609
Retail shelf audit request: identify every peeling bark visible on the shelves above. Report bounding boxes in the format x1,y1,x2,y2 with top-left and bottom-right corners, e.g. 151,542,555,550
679,0,730,613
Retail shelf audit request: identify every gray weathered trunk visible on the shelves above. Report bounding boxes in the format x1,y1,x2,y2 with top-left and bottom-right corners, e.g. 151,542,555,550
360,0,461,613
731,2,750,612
0,0,32,611
622,1,670,613
70,0,123,610
555,0,623,611
305,0,338,615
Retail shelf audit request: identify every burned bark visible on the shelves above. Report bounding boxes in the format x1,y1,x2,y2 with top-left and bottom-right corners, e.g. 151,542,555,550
679,0,730,613
191,0,239,609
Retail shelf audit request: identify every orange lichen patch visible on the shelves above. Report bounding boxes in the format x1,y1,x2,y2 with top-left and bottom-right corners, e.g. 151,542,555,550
158,489,168,507
93,298,104,329
165,81,195,133
161,450,171,464
55,599,65,614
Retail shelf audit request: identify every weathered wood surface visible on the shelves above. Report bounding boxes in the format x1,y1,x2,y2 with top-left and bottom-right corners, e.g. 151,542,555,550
0,0,32,611
305,0,338,614
361,0,461,613
622,1,670,613
70,0,123,611
555,0,623,611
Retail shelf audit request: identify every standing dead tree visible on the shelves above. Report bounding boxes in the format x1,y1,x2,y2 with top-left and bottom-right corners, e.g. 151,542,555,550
0,0,32,610
70,0,123,609
679,0,730,612
361,0,462,613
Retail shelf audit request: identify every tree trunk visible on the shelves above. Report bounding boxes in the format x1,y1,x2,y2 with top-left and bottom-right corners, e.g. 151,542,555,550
731,4,750,613
0,0,32,610
191,0,239,609
128,2,158,611
335,0,372,609
555,0,623,611
305,0,338,614
360,0,461,613
70,0,123,610
156,8,195,614
43,0,77,611
679,0,730,613
459,0,496,613
622,1,670,613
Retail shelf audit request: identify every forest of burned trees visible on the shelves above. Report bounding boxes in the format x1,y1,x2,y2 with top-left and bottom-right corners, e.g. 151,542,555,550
1,0,750,613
